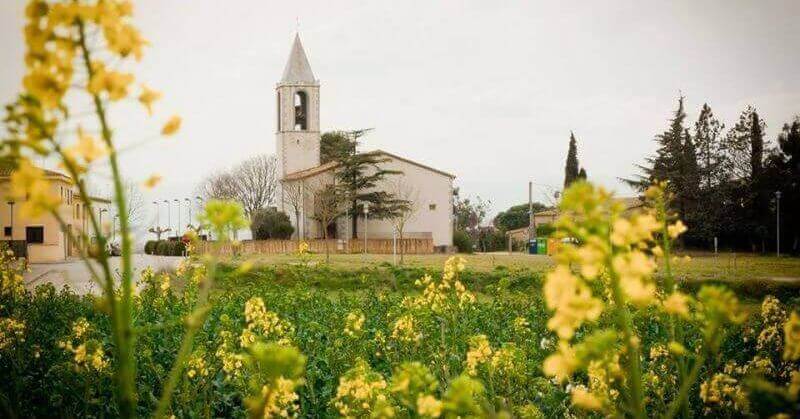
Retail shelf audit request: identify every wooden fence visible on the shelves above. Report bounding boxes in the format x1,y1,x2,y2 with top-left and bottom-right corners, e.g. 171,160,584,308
195,238,434,256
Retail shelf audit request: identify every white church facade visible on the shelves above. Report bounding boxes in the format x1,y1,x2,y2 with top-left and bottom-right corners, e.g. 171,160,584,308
275,34,455,247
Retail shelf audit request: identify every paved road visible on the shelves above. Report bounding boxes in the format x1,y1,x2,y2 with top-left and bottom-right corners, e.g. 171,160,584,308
24,254,183,295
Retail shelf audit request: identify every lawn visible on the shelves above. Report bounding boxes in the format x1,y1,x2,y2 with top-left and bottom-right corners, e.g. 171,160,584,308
231,250,800,282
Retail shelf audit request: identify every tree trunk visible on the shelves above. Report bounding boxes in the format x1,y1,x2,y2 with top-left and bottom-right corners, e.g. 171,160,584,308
351,201,358,239
323,226,330,263
294,210,301,240
399,228,405,265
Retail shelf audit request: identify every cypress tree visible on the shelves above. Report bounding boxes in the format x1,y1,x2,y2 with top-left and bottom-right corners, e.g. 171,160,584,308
578,167,587,180
564,131,580,188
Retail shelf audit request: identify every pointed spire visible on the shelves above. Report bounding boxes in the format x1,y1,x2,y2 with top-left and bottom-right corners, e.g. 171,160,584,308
281,33,316,83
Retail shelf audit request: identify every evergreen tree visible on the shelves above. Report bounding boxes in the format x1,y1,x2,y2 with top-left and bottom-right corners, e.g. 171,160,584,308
776,116,800,252
320,131,354,164
564,132,580,188
332,129,407,238
693,103,725,189
625,96,687,191
578,167,587,180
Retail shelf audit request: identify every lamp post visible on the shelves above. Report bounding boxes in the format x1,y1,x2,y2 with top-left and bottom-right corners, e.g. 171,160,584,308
112,214,119,242
164,200,170,238
363,202,370,254
99,208,108,240
184,198,192,229
174,199,181,236
152,201,159,229
776,191,782,257
7,201,15,238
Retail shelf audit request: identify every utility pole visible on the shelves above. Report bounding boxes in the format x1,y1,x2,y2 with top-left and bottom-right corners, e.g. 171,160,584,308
776,191,782,257
528,181,535,246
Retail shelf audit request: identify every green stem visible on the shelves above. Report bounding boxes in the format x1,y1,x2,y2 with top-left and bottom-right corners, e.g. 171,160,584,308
77,19,137,417
154,257,217,418
663,353,705,419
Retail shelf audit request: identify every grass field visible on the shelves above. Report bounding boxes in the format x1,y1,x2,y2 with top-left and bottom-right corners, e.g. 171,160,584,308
232,251,800,282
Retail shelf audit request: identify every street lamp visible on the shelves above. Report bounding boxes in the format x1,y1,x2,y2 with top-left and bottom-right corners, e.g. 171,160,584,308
99,208,108,239
363,202,370,254
113,214,119,242
152,201,160,229
776,191,782,257
6,201,15,238
174,199,181,235
163,200,171,238
184,198,192,229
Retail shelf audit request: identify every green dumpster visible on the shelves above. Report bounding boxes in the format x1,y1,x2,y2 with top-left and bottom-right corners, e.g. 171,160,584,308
536,238,547,254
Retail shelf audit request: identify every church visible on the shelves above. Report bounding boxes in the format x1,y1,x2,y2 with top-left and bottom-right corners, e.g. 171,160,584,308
275,34,455,248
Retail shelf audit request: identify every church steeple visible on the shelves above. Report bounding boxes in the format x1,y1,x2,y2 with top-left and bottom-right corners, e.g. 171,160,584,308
281,34,316,83
275,33,321,184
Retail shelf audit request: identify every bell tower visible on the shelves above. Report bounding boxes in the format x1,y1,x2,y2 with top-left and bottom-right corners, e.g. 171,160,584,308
276,33,320,180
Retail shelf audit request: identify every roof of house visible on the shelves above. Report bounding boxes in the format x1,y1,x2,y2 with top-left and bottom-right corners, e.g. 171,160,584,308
504,196,645,235
282,149,456,181
0,161,71,182
280,33,316,84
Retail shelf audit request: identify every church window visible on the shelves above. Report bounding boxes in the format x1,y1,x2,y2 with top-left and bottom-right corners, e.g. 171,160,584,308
294,91,307,130
429,203,437,211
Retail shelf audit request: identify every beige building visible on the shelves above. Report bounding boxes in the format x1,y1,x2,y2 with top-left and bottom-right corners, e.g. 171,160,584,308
0,164,110,263
275,34,455,247
505,197,644,243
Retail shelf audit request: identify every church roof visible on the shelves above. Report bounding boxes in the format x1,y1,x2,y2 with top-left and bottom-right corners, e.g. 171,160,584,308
281,150,455,181
280,33,316,83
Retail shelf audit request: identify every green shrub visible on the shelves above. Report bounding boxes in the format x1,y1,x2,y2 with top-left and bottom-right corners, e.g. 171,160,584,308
251,208,294,240
155,240,169,256
535,223,555,237
453,230,474,253
144,240,157,254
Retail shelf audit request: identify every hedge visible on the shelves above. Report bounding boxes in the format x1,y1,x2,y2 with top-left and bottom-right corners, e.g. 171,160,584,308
144,240,186,256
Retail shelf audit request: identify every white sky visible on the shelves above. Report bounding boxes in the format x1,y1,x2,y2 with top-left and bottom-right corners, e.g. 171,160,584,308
2,1,799,226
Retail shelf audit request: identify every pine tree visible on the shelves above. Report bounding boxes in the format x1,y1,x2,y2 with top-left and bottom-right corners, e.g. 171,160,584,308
564,131,580,188
333,129,407,239
693,103,725,189
625,96,687,193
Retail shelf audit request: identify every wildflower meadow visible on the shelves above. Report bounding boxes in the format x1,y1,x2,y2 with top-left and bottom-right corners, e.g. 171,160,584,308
0,1,799,418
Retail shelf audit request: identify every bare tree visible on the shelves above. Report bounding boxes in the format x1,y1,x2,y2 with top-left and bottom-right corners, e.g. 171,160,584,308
388,180,419,264
197,170,237,201
308,179,348,263
282,180,306,239
196,154,279,237
232,154,279,217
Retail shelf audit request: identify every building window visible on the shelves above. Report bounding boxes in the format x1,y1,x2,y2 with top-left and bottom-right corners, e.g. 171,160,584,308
429,203,437,211
26,226,44,244
294,91,307,130
3,227,11,237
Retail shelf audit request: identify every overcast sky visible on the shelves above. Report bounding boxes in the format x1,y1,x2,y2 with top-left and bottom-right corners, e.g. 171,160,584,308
2,1,799,226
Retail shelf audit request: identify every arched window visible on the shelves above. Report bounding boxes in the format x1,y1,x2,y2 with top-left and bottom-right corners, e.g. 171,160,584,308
294,91,307,131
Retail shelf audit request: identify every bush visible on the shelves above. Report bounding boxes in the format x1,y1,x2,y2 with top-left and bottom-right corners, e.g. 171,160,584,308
535,223,555,237
453,230,474,253
251,208,294,240
155,240,169,256
144,240,157,255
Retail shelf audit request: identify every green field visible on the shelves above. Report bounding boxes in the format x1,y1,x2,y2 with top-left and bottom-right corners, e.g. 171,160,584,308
232,251,800,282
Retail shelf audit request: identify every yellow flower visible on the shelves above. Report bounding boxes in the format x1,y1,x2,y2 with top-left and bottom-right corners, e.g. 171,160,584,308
142,174,162,189
465,335,492,375
104,22,147,60
784,311,800,361
10,159,61,218
161,115,182,136
571,386,603,411
663,292,690,319
543,341,578,383
668,341,687,356
344,311,366,337
68,127,108,163
667,220,687,239
138,84,161,115
544,266,603,339
88,61,134,100
416,395,442,417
